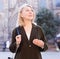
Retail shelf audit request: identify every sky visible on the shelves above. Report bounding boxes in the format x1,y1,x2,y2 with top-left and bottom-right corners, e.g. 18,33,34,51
55,0,60,4
40,0,60,7
0,0,60,11
0,0,3,11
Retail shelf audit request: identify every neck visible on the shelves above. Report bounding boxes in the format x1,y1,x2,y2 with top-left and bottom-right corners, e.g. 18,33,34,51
24,20,32,27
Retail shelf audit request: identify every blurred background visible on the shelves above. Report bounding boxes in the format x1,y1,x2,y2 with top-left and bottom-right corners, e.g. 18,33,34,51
0,0,60,59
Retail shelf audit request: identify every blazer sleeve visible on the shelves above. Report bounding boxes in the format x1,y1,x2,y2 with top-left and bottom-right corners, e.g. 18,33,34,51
37,26,48,52
9,28,17,53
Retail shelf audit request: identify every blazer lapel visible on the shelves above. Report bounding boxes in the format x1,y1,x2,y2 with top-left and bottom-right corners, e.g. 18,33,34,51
30,24,37,42
20,24,37,42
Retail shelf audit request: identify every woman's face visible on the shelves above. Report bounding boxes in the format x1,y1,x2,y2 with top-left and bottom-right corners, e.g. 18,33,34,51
20,6,35,21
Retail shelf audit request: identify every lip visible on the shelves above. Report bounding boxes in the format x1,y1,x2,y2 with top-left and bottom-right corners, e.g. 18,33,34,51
28,15,33,17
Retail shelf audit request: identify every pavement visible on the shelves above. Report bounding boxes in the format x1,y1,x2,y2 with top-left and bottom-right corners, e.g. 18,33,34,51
0,51,60,59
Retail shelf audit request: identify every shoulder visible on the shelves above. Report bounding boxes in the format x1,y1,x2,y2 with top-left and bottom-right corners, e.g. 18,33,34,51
12,26,22,33
33,23,42,30
13,26,22,31
33,23,44,34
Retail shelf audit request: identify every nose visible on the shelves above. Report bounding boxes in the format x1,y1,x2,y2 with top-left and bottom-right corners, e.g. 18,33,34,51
29,10,33,14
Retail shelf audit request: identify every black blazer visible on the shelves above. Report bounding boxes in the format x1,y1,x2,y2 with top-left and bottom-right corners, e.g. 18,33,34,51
9,24,48,59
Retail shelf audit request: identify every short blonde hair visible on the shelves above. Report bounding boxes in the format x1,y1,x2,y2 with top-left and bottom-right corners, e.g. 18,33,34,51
17,4,35,26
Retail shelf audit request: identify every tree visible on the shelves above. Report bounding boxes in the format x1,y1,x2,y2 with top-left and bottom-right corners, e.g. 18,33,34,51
36,8,60,40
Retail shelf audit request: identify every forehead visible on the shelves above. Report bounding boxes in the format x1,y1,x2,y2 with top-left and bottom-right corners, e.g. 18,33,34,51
22,6,33,10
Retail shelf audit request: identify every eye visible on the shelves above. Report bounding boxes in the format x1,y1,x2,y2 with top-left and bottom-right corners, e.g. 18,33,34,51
26,9,29,12
31,9,33,12
25,9,34,12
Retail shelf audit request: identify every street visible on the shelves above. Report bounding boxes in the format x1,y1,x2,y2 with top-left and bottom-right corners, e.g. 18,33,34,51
0,51,60,59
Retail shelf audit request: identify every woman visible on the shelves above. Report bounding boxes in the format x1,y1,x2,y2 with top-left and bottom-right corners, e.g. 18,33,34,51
9,4,48,59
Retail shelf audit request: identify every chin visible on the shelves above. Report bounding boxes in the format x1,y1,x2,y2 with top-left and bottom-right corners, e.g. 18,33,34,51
29,19,33,21
28,17,34,20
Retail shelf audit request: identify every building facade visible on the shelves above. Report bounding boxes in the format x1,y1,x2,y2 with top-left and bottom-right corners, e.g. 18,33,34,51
0,0,40,46
0,0,60,51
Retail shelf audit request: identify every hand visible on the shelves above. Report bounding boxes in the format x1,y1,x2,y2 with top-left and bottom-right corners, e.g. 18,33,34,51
33,39,44,48
15,35,21,45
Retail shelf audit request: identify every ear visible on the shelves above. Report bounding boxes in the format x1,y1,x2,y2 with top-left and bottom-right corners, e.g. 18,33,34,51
20,13,23,17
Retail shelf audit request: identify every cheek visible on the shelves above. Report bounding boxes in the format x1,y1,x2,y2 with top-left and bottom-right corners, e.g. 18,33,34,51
21,12,26,18
22,14,29,19
22,14,26,17
32,13,35,19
